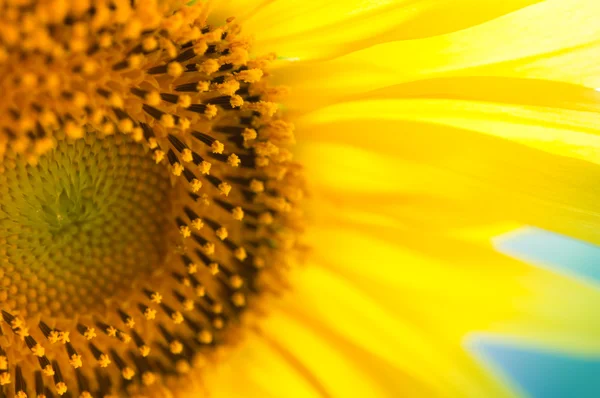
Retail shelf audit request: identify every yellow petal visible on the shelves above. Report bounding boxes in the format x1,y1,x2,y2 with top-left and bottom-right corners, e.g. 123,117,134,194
354,76,600,112
260,309,393,398
298,140,524,232
231,0,542,61
480,267,600,354
268,265,516,397
276,0,600,110
204,332,324,398
300,97,600,165
207,0,269,23
305,225,527,309
298,117,600,244
299,141,455,194
307,224,600,369
304,183,523,245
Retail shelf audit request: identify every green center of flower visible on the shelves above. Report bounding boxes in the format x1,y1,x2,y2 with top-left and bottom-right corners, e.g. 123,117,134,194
0,134,175,318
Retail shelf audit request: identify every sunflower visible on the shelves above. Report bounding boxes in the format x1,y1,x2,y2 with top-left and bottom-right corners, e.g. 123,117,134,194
0,0,599,397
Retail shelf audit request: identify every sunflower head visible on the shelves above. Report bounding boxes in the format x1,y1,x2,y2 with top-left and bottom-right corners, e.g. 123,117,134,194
0,0,304,396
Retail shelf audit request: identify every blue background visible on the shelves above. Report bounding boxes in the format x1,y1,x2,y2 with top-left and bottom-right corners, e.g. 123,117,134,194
469,228,600,398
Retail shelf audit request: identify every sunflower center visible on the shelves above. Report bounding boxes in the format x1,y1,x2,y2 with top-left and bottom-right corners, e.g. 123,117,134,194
0,133,175,318
0,1,303,396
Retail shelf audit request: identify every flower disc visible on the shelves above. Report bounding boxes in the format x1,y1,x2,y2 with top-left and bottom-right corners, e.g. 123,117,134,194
0,133,175,318
0,1,303,396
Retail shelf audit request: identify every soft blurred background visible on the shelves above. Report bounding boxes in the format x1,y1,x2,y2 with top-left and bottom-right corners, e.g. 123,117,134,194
472,227,600,398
